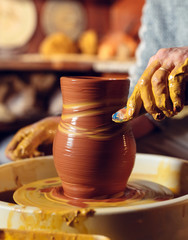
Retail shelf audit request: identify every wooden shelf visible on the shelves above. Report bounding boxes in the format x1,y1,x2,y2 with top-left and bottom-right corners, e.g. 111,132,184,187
0,54,135,73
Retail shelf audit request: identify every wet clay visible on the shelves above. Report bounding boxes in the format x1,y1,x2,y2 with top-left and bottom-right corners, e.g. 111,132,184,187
13,177,174,210
53,76,136,199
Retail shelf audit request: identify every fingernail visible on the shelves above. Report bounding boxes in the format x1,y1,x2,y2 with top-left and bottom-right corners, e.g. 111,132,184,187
112,112,122,121
112,107,128,122
112,111,126,122
112,112,119,120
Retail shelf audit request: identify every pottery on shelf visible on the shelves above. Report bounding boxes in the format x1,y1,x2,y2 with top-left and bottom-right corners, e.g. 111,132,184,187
53,76,136,199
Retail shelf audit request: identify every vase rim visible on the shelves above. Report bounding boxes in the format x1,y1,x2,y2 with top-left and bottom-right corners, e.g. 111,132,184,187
61,76,130,83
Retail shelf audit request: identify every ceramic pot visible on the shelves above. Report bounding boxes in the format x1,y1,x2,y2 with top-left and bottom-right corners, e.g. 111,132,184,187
53,76,136,199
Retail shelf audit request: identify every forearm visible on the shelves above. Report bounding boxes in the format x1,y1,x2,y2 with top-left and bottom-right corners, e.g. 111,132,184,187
130,114,156,139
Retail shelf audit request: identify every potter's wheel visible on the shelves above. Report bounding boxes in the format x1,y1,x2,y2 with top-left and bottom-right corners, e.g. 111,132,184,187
0,154,187,240
13,177,174,210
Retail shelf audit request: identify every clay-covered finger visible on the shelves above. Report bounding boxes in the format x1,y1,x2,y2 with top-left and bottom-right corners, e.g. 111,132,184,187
125,85,143,120
6,131,26,151
151,67,174,117
5,128,30,160
168,58,188,113
112,85,142,122
5,150,18,161
13,130,45,159
139,61,165,120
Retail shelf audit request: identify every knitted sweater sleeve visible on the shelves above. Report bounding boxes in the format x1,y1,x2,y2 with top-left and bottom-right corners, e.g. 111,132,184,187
128,0,188,127
129,0,188,95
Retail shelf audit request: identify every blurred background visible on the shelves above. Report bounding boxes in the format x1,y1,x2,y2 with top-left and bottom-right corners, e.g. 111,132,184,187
0,0,145,158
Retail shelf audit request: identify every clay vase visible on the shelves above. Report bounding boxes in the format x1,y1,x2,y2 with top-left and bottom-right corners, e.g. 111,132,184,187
53,76,136,199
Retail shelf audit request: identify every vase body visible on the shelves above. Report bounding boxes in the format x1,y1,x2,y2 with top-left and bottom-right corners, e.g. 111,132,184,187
53,76,136,199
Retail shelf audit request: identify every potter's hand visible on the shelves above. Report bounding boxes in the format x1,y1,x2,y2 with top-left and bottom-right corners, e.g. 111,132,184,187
112,47,188,122
5,116,60,161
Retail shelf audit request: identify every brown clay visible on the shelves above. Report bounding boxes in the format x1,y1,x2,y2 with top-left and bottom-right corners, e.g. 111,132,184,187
53,76,136,199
